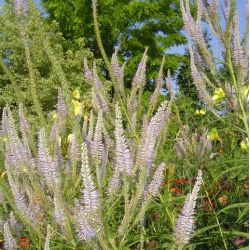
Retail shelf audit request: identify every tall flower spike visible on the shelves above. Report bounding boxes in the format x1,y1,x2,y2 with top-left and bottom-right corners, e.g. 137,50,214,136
102,123,114,149
83,57,93,82
4,107,32,174
56,88,67,117
138,100,169,168
128,48,148,112
68,133,80,167
15,0,26,16
115,104,133,175
92,110,107,186
111,48,125,93
0,106,8,137
38,128,60,190
92,62,110,112
150,56,165,106
107,169,121,196
84,59,109,112
18,103,30,136
6,167,28,216
53,197,66,229
87,110,94,141
189,47,213,107
9,212,17,231
81,143,100,212
146,163,165,197
82,116,88,139
202,0,221,37
111,48,120,79
3,222,17,250
44,225,51,250
74,200,96,241
92,110,105,160
232,14,248,84
132,48,148,87
173,170,203,247
181,0,216,76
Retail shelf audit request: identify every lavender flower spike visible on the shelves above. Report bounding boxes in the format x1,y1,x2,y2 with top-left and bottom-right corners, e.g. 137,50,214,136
44,225,51,250
38,128,60,190
53,197,66,229
81,143,100,212
74,200,96,241
173,170,203,248
19,103,30,136
115,104,133,175
146,163,165,197
6,168,28,215
56,88,67,117
15,0,26,15
3,222,17,250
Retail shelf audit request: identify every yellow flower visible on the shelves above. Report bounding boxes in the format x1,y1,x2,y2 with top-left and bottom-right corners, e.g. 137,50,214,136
195,109,206,115
240,138,248,151
1,171,6,178
57,136,62,145
207,128,220,141
1,135,8,142
72,100,82,116
241,86,249,98
67,133,74,143
22,166,28,174
212,88,225,101
52,111,57,120
73,89,81,99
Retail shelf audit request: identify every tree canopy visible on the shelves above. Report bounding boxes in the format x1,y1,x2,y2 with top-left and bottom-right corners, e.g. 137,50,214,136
42,0,187,81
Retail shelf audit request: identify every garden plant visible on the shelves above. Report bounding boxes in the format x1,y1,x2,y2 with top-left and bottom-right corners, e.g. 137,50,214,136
0,0,248,249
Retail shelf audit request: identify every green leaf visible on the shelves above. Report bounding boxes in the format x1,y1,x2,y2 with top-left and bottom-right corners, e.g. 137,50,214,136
216,203,249,215
193,224,220,236
236,206,249,223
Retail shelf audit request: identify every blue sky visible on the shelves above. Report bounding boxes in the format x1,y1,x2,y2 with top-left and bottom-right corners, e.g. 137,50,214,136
167,0,249,58
0,0,248,58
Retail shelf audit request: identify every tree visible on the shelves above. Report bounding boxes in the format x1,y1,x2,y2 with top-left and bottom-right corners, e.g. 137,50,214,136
42,0,187,82
0,1,92,124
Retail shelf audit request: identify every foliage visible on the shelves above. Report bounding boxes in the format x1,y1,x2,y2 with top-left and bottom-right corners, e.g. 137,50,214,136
41,0,187,81
0,0,93,125
0,0,248,249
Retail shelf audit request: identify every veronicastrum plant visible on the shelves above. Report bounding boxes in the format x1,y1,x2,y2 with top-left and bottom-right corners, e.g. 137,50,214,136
180,0,249,136
0,0,207,249
0,52,203,249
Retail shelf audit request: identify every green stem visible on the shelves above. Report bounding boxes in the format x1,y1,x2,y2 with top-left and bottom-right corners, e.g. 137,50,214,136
118,95,139,143
204,188,228,249
227,57,248,135
92,0,115,83
92,0,139,143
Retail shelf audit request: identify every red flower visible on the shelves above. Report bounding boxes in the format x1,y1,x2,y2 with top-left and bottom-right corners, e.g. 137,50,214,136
18,237,30,248
170,187,183,194
173,178,188,184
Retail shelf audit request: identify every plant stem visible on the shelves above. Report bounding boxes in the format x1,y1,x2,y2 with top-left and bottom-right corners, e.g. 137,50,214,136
204,187,228,249
92,0,115,84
